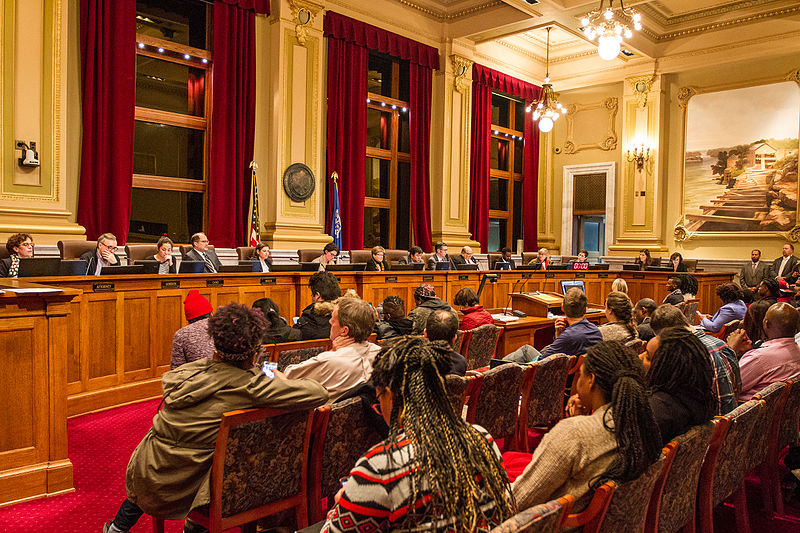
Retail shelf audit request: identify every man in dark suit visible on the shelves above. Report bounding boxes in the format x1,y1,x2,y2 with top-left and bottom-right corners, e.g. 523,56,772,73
183,232,223,273
451,246,478,267
734,249,772,292
80,232,123,276
491,247,515,270
772,243,799,280
426,241,452,270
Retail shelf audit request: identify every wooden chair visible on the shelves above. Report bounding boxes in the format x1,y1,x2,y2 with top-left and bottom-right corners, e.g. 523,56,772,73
348,250,372,263
297,249,322,263
461,324,502,371
747,382,790,517
467,363,524,448
695,399,765,533
565,353,585,399
561,481,616,533
154,407,316,533
772,375,800,515
125,244,158,263
307,398,383,523
489,495,574,533
710,320,740,341
237,246,255,260
57,239,96,260
521,252,538,265
647,421,716,533
264,339,330,365
516,354,574,452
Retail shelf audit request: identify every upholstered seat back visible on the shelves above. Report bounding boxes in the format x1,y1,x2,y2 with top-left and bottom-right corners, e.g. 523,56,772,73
125,244,158,262
749,382,790,471
348,250,372,263
471,363,524,440
237,246,255,260
463,324,501,370
599,455,667,533
445,374,469,414
778,375,800,450
523,354,574,429
297,249,322,263
712,399,764,507
58,240,96,260
276,347,325,372
489,496,573,533
179,244,215,257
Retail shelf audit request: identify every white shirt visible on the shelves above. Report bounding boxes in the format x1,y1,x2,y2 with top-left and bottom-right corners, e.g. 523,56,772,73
779,256,791,277
260,259,270,272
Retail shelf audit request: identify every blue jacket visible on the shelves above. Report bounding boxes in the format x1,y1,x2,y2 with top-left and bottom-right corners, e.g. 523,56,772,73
540,318,603,358
700,300,747,333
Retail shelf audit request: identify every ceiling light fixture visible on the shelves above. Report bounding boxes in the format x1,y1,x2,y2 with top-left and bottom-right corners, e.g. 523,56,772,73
581,0,642,61
526,27,565,133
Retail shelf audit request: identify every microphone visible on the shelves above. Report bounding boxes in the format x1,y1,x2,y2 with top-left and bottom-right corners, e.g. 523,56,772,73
504,276,523,315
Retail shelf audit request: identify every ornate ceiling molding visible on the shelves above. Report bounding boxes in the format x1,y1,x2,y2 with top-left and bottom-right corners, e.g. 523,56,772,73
641,0,783,27
396,0,503,22
652,5,800,41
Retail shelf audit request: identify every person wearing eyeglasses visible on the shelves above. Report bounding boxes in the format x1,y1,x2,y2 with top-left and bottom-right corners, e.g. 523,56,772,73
313,242,340,271
0,233,34,278
183,232,222,273
81,233,122,276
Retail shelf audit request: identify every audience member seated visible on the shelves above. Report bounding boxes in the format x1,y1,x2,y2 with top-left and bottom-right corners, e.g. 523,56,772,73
734,248,771,292
103,303,328,533
426,241,452,270
662,276,684,305
634,248,653,270
421,309,467,376
641,327,716,445
757,278,780,306
322,336,514,532
669,252,688,272
398,245,425,267
313,242,339,271
511,341,661,512
451,246,478,267
599,292,639,345
151,236,176,274
611,277,628,294
171,290,216,370
527,247,555,270
738,299,771,351
252,297,302,344
504,287,602,364
729,303,800,401
0,233,34,277
773,243,799,281
680,273,699,300
284,297,380,403
778,278,795,302
374,296,413,340
697,282,746,333
182,232,222,274
634,298,657,342
492,246,515,269
454,287,493,329
293,271,341,340
81,232,121,276
249,242,272,272
364,245,390,271
649,304,739,414
408,284,454,334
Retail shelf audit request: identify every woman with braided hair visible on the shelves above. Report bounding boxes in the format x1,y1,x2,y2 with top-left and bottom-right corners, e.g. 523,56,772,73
322,336,515,532
512,340,661,512
599,291,639,345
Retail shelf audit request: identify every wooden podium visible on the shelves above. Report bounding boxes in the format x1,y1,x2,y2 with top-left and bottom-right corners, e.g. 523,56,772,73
510,291,564,318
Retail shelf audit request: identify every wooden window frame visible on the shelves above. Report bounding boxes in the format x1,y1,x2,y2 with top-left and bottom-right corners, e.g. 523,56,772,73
489,94,524,251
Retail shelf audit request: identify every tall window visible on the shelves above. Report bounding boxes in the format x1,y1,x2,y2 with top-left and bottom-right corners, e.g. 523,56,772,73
364,51,411,250
488,93,524,252
129,0,211,243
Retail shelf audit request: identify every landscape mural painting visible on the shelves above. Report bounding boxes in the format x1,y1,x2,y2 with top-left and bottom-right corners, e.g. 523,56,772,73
684,81,800,233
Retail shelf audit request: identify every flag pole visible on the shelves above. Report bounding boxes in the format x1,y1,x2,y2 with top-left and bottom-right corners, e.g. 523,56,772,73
249,161,261,247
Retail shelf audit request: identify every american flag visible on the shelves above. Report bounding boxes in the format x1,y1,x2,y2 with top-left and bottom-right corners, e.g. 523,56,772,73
249,162,260,247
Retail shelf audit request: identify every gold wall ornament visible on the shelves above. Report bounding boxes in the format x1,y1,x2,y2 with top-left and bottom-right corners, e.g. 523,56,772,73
787,225,800,243
787,69,800,85
628,75,655,108
563,97,618,154
676,86,697,109
451,55,473,95
673,223,691,242
289,0,323,46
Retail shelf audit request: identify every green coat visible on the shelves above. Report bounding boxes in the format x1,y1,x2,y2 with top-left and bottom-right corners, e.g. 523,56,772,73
125,358,328,519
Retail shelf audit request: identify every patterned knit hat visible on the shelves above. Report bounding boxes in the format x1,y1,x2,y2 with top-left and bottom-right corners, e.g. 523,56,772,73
414,284,437,301
184,289,213,320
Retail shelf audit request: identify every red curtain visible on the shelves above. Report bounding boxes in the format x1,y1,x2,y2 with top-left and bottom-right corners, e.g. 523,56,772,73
409,63,434,251
218,0,270,13
188,72,204,117
207,1,258,247
469,82,492,252
325,36,368,250
78,0,136,242
470,64,541,252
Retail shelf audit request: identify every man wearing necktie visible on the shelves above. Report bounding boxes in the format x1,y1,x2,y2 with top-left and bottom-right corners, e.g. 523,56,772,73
183,232,223,273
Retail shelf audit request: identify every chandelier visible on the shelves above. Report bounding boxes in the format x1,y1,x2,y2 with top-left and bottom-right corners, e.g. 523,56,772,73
581,0,642,61
526,27,565,133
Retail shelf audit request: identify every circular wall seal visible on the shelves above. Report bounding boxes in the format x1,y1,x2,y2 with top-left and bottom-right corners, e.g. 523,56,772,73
282,163,315,202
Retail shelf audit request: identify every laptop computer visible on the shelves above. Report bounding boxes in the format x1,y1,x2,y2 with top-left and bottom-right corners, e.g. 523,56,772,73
548,264,570,271
560,279,586,294
299,262,323,272
17,258,62,277
516,263,541,271
100,265,145,275
493,261,512,271
178,260,205,274
269,263,303,272
622,264,641,271
60,259,89,276
646,266,674,272
136,259,163,274
588,264,610,270
327,263,366,272
391,263,424,271
219,264,253,273
454,263,478,271
433,261,451,271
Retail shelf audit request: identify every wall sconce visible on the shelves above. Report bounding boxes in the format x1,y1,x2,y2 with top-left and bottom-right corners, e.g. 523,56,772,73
626,144,650,171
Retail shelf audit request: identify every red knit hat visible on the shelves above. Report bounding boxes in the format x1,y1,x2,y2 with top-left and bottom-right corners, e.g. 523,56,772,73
184,290,212,320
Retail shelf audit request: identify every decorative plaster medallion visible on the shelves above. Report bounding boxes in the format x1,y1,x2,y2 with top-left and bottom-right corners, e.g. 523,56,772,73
289,0,323,46
628,75,655,108
451,55,473,95
283,163,316,202
676,86,697,109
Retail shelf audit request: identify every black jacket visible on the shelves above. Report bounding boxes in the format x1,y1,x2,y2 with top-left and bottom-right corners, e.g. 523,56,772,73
80,250,123,275
364,259,390,272
262,319,303,344
375,318,414,340
292,301,334,340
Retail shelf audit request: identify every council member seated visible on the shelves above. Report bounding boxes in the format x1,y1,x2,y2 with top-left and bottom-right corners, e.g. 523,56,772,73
151,236,176,274
398,245,425,267
527,247,554,270
697,282,746,333
103,303,328,533
171,290,215,369
313,242,339,271
322,336,514,532
364,245,390,271
634,248,654,270
503,287,603,364
293,271,341,340
662,276,684,305
408,284,454,334
81,232,122,276
729,302,800,401
0,233,34,277
424,309,467,376
572,249,590,266
284,297,381,403
492,246,516,269
250,242,272,272
426,241,452,270
453,287,493,329
183,232,222,273
669,252,688,272
773,243,799,281
734,249,771,292
451,246,478,267
634,298,657,342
